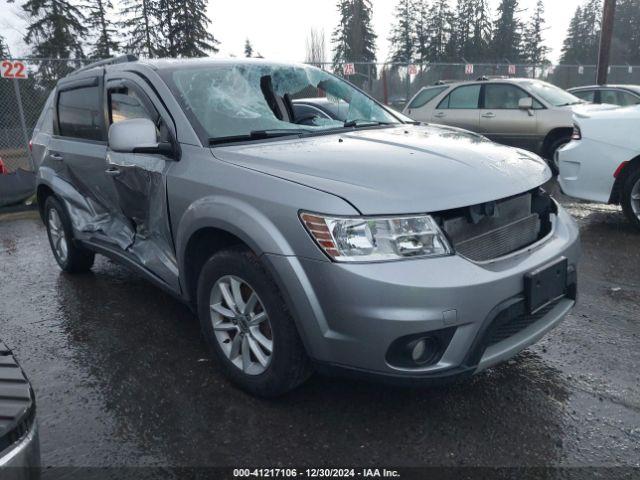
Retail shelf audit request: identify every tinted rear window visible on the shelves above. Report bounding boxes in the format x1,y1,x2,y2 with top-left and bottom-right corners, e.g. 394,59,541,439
408,87,447,109
438,85,481,109
58,86,103,141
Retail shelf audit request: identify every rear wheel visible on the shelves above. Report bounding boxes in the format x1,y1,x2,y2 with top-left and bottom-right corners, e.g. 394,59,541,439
621,167,640,230
197,247,312,397
44,196,95,273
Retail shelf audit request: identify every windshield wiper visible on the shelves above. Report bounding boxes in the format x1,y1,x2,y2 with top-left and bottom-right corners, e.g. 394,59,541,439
343,119,394,128
558,101,585,107
209,129,312,145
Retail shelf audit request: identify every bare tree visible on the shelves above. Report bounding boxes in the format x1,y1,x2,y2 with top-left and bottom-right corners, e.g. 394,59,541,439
305,28,326,67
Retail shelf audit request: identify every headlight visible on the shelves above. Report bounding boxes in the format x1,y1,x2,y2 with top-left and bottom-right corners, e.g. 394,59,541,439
300,212,453,263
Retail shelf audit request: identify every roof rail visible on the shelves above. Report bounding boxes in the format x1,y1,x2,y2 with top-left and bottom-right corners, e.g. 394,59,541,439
476,75,509,81
434,79,458,85
69,55,138,76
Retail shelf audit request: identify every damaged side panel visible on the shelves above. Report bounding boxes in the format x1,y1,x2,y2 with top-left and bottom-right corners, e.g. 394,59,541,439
43,70,180,293
106,152,179,289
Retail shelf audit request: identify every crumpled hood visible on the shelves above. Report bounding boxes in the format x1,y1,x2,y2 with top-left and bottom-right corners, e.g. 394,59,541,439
212,124,551,215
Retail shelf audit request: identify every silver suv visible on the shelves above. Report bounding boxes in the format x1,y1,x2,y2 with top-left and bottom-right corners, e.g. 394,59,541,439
403,78,588,170
32,57,580,397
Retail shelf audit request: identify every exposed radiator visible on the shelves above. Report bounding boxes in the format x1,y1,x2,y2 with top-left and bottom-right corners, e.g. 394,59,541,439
442,193,543,262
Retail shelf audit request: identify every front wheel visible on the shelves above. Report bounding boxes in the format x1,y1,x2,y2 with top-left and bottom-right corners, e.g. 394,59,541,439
197,247,312,397
547,137,571,175
621,168,640,230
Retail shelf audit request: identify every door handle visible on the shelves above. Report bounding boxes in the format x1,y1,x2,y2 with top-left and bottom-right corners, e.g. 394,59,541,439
105,167,121,177
482,112,496,118
433,112,446,118
49,153,63,161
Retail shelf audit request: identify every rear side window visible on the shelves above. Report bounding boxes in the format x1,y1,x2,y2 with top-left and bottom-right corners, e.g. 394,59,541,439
408,87,447,109
437,85,481,109
58,86,103,141
572,90,595,103
35,91,55,135
615,90,640,106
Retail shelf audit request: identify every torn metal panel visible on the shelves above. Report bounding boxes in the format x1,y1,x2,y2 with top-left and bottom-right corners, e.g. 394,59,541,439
106,151,179,289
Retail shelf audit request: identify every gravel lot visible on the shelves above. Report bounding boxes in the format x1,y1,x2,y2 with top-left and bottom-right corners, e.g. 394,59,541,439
0,181,638,472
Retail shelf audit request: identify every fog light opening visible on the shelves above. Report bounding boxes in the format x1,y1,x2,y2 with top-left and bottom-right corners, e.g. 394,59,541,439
408,337,440,366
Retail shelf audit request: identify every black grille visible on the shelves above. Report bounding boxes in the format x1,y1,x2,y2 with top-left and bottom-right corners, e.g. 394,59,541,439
485,298,562,347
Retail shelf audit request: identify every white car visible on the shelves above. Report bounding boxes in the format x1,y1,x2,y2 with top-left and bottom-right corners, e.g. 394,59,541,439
558,105,640,229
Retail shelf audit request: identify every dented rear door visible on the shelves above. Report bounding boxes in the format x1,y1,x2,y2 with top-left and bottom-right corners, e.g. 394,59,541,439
52,74,127,246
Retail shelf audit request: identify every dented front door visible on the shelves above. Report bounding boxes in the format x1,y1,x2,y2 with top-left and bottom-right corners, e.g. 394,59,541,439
103,73,180,291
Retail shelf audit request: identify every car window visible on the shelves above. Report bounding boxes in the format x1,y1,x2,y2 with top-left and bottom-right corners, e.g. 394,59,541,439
35,91,55,135
484,84,534,109
58,86,103,141
109,87,157,124
616,91,640,106
600,90,620,105
408,87,447,109
571,90,595,103
293,104,331,122
166,64,401,143
437,85,481,109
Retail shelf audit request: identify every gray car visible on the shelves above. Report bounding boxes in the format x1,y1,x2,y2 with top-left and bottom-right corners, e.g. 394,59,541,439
568,84,640,106
403,78,588,169
32,57,580,397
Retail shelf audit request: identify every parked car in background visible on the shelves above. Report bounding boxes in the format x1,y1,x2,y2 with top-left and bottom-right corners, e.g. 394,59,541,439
0,339,40,477
33,57,580,397
403,78,592,171
568,85,640,106
558,104,640,230
557,105,640,229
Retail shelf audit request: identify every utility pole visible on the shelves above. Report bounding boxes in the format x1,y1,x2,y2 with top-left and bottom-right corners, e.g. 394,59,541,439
596,0,617,85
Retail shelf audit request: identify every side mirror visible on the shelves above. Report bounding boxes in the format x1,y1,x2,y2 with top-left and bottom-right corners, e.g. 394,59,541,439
518,97,534,110
108,118,177,159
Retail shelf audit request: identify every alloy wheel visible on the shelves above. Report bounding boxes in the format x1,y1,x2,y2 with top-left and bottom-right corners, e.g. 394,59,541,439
48,208,68,264
209,275,273,375
631,177,640,221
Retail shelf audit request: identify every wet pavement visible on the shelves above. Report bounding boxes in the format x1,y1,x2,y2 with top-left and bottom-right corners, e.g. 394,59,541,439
0,181,638,469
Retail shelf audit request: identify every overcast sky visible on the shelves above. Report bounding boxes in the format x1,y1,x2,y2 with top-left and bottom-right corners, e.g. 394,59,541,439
0,0,580,63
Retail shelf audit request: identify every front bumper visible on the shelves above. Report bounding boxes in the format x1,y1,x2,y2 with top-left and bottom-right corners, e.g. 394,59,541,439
265,204,580,382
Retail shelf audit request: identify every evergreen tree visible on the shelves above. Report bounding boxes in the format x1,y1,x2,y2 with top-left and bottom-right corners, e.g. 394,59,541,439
522,0,549,64
159,0,219,57
611,0,640,64
244,39,253,58
451,0,474,60
490,0,523,62
560,0,602,64
388,0,416,64
87,0,118,58
413,0,429,65
121,0,158,58
13,0,87,59
424,0,453,62
332,0,377,79
0,35,8,58
468,0,492,61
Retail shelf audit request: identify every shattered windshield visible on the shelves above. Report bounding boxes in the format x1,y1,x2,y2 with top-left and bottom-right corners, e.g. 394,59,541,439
166,63,401,143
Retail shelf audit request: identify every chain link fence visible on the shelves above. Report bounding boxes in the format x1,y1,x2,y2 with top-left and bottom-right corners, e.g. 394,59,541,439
2,58,640,176
0,58,96,174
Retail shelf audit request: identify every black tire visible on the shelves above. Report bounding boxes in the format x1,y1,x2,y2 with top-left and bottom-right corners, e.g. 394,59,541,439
197,247,312,397
621,167,640,230
546,136,571,175
44,196,95,273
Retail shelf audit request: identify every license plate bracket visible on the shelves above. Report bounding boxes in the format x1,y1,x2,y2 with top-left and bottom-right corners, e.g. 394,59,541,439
524,258,568,313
